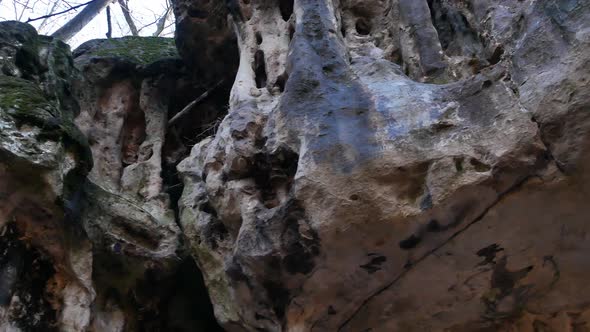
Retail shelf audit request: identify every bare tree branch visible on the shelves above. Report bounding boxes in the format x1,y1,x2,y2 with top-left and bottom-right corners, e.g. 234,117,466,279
51,0,113,42
17,0,30,21
168,80,225,127
37,0,59,31
136,14,162,33
153,4,171,37
117,0,138,36
13,0,19,19
26,0,94,23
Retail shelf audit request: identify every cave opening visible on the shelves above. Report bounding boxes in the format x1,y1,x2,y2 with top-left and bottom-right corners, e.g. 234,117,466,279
0,223,58,331
279,0,294,22
92,252,223,331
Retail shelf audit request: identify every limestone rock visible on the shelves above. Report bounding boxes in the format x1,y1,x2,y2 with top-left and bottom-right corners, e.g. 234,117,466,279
0,21,93,332
175,0,590,331
1,0,590,330
0,23,223,331
72,36,224,331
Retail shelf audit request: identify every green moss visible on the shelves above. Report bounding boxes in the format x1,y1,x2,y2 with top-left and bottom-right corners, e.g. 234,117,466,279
0,76,55,119
0,76,93,173
82,37,178,65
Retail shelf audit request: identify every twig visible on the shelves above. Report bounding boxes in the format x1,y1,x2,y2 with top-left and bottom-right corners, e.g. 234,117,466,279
26,0,94,23
168,80,225,126
37,1,60,31
191,118,223,143
17,0,31,21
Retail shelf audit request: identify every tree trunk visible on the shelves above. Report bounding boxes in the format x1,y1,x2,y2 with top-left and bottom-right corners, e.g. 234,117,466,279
117,0,138,36
51,0,112,42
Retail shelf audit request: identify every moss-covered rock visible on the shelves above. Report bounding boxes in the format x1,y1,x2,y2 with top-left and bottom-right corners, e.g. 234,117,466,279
0,75,92,174
0,21,80,119
0,21,91,174
73,36,179,66
0,76,53,117
0,21,39,78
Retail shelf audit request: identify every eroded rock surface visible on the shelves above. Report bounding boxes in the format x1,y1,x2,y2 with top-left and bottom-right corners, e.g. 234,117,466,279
1,0,589,331
0,21,93,331
0,24,224,331
175,0,590,331
72,36,227,331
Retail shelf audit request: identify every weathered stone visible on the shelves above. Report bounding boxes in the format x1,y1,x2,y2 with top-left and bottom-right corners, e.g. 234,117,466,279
0,21,93,332
174,0,590,331
0,23,223,331
2,0,590,330
72,36,225,331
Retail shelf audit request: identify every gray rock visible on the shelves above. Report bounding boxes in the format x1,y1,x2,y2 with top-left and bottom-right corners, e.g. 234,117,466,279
0,21,93,332
175,0,590,330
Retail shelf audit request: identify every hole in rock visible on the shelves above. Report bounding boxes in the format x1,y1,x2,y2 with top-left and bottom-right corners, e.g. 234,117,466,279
389,49,402,65
355,18,371,35
488,46,504,65
399,234,421,249
360,255,387,274
255,31,263,45
279,202,320,276
279,0,294,21
275,72,289,92
340,20,347,38
289,24,295,41
254,50,267,88
120,94,146,166
454,157,464,172
470,158,491,172
426,219,441,232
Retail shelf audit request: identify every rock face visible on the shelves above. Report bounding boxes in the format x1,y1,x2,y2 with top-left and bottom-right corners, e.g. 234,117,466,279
0,25,224,331
0,0,589,331
0,21,94,331
174,0,590,331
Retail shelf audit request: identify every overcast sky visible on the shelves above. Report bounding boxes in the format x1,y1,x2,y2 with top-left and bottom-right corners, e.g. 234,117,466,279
0,0,174,49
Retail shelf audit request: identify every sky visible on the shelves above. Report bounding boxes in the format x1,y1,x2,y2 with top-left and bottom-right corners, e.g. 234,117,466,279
0,0,174,48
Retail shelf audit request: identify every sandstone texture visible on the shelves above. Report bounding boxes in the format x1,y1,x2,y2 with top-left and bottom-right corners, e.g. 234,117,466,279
0,0,589,331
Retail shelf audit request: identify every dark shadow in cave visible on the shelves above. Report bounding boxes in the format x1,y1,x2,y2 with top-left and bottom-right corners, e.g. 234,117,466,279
92,252,223,331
